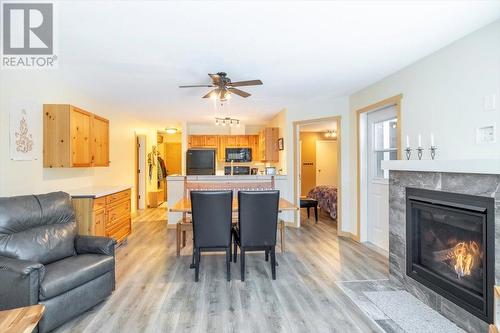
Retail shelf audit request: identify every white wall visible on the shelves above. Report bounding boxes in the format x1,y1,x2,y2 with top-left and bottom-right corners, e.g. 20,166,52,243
349,20,500,237
0,69,161,212
350,20,500,160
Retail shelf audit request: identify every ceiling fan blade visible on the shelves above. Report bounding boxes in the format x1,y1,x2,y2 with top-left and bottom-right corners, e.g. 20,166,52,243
228,87,251,98
208,73,221,85
179,84,214,88
228,79,263,87
202,88,219,99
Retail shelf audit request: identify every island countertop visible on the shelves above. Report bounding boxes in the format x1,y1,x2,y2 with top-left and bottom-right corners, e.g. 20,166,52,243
68,185,132,198
167,174,287,181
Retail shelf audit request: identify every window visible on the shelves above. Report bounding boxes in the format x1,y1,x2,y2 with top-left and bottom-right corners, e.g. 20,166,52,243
373,117,397,179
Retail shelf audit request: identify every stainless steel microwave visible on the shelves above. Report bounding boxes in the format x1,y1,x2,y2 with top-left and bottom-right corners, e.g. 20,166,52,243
225,148,252,162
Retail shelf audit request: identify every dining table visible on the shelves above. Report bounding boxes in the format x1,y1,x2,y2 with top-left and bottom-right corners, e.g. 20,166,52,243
170,197,297,213
170,197,298,265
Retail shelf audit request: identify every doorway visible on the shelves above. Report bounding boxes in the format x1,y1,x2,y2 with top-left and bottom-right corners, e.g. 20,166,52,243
357,94,402,252
293,116,342,232
136,134,147,210
157,130,182,204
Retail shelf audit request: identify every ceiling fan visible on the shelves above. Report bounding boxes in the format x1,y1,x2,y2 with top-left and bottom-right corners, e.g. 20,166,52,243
179,72,263,101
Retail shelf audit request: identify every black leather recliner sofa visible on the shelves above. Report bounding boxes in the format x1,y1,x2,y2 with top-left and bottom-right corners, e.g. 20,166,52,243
0,192,116,332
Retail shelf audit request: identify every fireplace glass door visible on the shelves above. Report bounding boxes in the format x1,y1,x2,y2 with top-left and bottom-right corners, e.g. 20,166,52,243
406,188,494,323
415,203,484,294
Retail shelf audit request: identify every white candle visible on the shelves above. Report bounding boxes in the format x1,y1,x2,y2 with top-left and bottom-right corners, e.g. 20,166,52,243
418,134,422,147
430,133,435,146
406,135,410,148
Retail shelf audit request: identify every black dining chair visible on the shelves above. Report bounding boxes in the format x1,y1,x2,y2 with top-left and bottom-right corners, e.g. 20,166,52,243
191,190,233,282
233,190,280,281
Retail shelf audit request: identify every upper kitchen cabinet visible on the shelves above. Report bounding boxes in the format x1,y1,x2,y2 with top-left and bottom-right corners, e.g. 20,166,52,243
43,104,110,168
92,115,110,167
237,135,249,147
188,135,218,148
248,135,259,158
259,127,279,162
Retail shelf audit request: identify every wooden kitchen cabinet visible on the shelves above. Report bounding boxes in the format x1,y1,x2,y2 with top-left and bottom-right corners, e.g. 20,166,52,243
188,135,218,148
70,108,92,166
217,136,227,162
237,135,249,147
93,209,106,237
43,104,110,168
225,136,238,147
248,135,259,159
259,128,279,162
189,134,261,162
204,135,218,147
92,115,109,167
72,189,131,244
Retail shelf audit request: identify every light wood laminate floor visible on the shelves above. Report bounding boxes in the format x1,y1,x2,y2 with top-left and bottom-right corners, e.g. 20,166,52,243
54,208,388,333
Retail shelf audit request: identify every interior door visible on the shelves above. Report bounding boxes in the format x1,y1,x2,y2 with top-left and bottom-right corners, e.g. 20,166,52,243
137,136,147,210
165,143,182,175
315,140,338,186
366,106,398,251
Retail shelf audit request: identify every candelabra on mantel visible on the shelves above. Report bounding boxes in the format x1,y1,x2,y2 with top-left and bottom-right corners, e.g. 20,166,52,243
405,134,437,161
416,134,424,160
404,135,412,160
429,133,437,160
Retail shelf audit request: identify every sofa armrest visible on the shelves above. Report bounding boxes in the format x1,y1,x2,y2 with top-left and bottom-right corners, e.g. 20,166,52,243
75,235,116,257
0,256,44,310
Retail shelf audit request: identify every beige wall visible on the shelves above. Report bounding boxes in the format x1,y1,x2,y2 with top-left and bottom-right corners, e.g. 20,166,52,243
0,71,161,213
267,109,287,172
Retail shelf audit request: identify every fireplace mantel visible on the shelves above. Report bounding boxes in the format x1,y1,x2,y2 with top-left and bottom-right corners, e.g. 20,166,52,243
382,159,500,175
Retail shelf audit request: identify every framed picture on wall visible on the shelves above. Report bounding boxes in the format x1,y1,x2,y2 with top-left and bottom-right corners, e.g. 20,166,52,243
278,137,284,151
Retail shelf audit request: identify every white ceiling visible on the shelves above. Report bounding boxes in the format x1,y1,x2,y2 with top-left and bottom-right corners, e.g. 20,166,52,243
57,1,500,124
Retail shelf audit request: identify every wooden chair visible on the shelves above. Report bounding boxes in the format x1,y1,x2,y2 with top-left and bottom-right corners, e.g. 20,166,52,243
176,176,286,256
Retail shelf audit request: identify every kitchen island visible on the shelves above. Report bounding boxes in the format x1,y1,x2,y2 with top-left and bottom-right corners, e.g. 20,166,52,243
167,175,294,225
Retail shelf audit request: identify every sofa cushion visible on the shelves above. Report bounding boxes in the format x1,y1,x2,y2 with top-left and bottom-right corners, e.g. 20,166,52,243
0,192,77,264
39,254,114,300
0,223,77,265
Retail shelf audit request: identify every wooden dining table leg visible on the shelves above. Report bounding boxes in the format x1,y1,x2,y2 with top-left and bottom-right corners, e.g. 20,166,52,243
279,219,285,253
176,222,181,256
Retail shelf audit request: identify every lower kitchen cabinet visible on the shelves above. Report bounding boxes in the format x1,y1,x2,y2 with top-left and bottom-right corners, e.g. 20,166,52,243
72,188,132,244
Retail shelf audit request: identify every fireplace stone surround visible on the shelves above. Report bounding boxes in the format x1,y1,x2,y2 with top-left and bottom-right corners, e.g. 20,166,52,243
389,170,500,333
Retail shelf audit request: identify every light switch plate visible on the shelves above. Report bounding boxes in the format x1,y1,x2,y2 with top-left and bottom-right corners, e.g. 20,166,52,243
476,125,496,144
484,94,497,111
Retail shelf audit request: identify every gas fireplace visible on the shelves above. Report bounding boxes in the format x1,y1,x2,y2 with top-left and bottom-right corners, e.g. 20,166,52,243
406,188,495,323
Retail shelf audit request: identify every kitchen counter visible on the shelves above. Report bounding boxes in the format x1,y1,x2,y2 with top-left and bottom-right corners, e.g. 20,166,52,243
166,174,293,224
167,175,287,181
68,185,132,198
